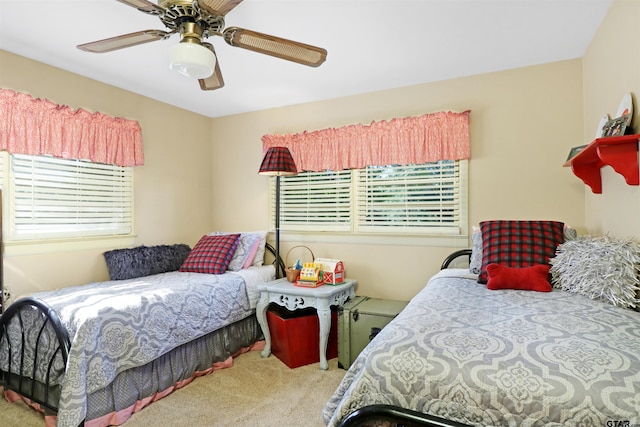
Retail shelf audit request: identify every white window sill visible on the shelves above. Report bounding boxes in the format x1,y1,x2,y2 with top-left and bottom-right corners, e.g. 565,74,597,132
277,231,470,248
4,235,137,257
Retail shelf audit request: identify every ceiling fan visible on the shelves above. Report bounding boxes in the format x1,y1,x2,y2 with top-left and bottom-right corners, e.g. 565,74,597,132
77,0,328,91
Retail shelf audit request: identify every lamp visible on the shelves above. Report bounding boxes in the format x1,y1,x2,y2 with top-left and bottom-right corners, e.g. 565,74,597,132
169,41,216,79
169,22,215,79
258,147,298,278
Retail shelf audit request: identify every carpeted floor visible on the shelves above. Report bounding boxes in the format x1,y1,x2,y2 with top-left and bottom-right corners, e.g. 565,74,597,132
0,350,346,427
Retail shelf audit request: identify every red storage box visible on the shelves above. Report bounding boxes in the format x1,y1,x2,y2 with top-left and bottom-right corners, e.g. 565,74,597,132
266,305,338,368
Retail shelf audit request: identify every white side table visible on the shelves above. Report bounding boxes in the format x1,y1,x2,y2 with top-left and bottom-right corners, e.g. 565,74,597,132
256,278,356,370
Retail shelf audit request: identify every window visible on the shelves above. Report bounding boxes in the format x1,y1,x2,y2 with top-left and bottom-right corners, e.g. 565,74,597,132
0,152,134,242
271,160,467,237
275,169,352,232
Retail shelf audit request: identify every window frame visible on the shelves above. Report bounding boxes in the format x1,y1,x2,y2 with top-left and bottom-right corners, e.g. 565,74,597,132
269,160,468,247
0,152,136,255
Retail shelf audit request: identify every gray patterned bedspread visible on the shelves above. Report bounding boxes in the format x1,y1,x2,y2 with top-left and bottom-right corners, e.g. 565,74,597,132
323,269,640,426
2,267,272,427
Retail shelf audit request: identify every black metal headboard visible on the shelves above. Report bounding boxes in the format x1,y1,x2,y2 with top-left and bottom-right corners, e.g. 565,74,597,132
440,249,472,269
265,242,285,278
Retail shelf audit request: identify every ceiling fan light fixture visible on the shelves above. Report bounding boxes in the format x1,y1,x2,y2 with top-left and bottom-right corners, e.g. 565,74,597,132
169,41,216,79
77,1,327,91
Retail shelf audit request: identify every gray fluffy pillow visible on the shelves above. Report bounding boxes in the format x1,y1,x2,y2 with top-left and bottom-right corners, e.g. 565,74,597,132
550,235,640,309
104,244,192,280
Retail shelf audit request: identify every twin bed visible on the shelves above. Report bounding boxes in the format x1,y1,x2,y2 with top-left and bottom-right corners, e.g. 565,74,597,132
0,233,279,427
324,221,640,427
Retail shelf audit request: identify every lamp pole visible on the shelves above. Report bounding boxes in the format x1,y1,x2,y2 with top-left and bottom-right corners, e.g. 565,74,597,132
275,174,281,278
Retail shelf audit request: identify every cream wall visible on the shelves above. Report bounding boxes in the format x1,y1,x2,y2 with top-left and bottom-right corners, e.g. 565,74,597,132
582,0,640,237
0,50,214,298
211,60,586,301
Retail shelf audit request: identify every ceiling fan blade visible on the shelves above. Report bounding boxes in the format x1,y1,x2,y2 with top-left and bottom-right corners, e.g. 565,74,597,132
223,27,327,67
197,0,243,17
199,43,225,90
77,30,171,53
115,0,164,15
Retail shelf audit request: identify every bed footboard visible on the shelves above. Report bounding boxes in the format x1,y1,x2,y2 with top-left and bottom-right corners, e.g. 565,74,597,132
0,296,70,413
339,405,472,427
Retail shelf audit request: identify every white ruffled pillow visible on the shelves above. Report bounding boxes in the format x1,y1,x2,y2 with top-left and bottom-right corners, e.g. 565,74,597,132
550,235,640,309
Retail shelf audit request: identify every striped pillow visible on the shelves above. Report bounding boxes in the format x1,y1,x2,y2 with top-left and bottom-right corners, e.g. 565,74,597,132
180,234,240,274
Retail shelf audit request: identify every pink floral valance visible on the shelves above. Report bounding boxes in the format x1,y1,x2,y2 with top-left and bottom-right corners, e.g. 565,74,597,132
0,88,144,166
262,110,470,171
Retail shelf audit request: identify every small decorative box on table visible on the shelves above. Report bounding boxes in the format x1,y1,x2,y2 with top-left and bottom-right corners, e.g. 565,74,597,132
316,258,345,285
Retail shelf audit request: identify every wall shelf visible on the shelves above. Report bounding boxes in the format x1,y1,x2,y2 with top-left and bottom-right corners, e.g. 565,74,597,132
563,134,640,194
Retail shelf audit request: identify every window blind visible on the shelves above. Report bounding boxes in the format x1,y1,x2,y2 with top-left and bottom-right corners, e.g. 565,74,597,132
8,154,133,240
355,161,461,234
273,170,352,232
274,161,466,236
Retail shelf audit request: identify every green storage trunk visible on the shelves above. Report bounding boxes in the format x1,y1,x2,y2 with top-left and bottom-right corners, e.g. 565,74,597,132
338,296,408,370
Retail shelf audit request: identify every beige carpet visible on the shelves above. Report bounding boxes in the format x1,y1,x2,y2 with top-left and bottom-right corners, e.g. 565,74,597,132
0,351,346,427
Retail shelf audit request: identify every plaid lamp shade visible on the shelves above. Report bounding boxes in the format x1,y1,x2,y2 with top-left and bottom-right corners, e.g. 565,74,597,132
258,147,298,176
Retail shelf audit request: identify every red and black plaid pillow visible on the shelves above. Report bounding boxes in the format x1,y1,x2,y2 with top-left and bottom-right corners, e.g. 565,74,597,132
478,220,564,284
180,234,241,274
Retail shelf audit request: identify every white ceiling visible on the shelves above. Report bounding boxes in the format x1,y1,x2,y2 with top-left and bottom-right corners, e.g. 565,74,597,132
0,0,612,119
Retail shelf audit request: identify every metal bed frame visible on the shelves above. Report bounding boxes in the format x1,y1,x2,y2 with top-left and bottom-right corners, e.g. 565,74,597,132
339,404,472,427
